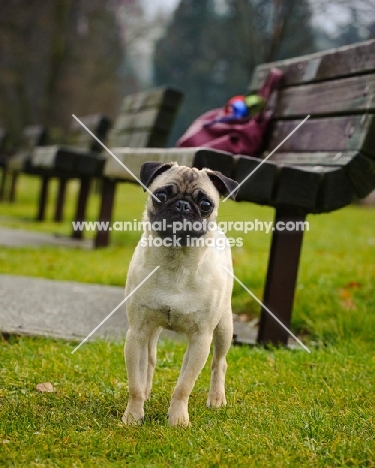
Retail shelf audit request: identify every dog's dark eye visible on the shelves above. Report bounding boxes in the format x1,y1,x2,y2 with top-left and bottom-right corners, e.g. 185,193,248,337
155,191,167,204
200,199,212,213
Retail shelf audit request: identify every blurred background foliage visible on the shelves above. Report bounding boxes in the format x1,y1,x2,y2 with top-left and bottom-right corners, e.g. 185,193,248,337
0,0,374,147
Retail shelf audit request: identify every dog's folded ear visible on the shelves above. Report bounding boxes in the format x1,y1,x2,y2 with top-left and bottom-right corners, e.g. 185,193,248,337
206,170,239,200
140,162,175,189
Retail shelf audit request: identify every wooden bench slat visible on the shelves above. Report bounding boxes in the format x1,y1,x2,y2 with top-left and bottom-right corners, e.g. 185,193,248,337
67,114,110,152
267,151,355,166
31,146,61,169
66,134,93,150
126,132,151,147
120,87,183,113
234,156,277,204
31,146,81,171
274,74,375,118
233,157,324,211
147,131,170,147
6,126,48,174
112,108,176,134
193,148,234,177
20,126,48,153
271,152,375,200
269,165,355,212
103,148,198,180
267,115,375,155
107,133,132,147
318,168,355,212
75,154,105,176
0,129,8,161
250,39,375,90
105,87,183,153
108,132,150,148
70,114,104,132
345,153,375,198
107,130,171,149
31,146,105,177
274,165,322,210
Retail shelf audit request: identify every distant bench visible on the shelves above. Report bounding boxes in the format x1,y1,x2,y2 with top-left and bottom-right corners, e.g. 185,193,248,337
0,128,9,200
30,114,111,222
83,39,375,347
1,126,48,204
29,86,183,245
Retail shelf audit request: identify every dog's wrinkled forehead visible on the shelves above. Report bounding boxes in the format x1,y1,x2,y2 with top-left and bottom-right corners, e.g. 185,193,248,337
150,165,218,199
141,161,239,200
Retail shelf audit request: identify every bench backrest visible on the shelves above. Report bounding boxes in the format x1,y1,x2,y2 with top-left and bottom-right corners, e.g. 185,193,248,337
66,114,111,152
250,39,375,158
20,125,48,152
102,87,183,180
229,39,375,213
0,128,8,152
0,128,9,168
107,86,183,149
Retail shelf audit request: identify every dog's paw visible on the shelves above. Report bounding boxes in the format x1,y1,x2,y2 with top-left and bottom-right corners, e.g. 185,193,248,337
122,409,144,426
168,405,190,427
207,392,227,408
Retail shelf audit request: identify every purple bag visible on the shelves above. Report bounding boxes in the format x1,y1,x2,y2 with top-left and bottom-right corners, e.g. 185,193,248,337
176,69,283,157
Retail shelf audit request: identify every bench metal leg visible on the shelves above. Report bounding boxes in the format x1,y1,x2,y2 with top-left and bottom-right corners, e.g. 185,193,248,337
94,178,116,248
36,176,50,221
9,172,18,202
0,169,7,200
72,177,91,240
257,208,306,346
54,178,68,222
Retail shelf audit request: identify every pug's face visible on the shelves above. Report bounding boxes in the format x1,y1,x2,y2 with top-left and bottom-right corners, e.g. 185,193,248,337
140,162,238,245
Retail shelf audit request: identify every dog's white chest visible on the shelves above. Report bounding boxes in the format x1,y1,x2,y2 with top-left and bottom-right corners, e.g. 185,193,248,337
147,301,201,334
142,270,226,334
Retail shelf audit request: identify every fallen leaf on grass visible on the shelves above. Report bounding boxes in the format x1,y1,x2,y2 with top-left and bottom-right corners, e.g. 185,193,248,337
339,289,356,310
35,382,55,393
343,281,362,289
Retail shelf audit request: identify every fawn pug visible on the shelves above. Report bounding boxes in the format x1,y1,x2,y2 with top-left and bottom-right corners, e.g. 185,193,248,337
123,162,238,426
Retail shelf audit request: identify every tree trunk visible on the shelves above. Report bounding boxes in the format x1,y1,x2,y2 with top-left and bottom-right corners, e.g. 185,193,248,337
43,0,72,126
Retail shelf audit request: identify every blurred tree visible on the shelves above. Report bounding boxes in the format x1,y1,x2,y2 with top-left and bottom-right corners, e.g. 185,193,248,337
335,7,365,46
311,0,375,47
0,0,126,146
115,0,170,87
154,0,316,145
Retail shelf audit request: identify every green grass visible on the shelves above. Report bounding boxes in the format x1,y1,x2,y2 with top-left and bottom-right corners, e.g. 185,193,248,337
1,337,374,467
0,175,375,466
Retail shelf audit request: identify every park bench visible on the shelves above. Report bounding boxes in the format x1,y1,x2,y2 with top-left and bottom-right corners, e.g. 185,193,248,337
96,38,375,347
29,86,183,244
26,115,110,222
2,126,48,203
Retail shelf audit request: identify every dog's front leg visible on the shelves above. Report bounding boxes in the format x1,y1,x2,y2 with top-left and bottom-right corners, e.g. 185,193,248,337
145,327,162,400
207,311,233,407
122,328,149,425
168,332,212,427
